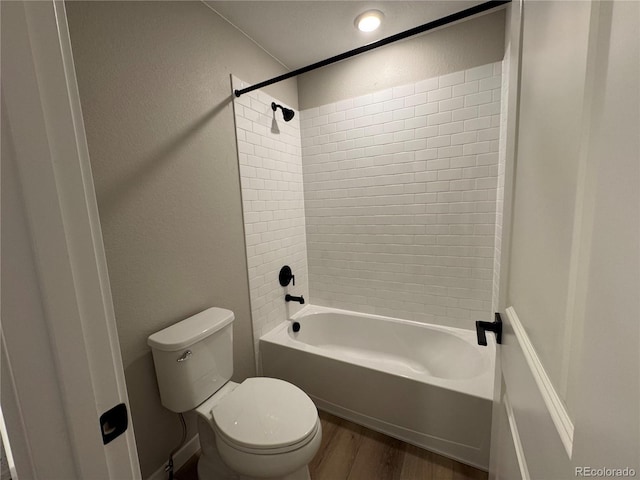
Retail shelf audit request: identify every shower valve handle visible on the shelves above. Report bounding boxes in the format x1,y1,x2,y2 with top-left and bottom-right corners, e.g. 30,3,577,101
476,313,502,346
279,265,295,287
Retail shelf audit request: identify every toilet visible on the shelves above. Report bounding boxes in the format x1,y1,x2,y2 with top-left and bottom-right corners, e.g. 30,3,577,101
147,307,321,480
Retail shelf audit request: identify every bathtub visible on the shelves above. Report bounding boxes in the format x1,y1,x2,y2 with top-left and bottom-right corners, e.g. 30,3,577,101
259,305,495,470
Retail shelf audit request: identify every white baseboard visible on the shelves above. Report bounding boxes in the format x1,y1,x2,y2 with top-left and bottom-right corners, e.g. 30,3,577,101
146,434,200,480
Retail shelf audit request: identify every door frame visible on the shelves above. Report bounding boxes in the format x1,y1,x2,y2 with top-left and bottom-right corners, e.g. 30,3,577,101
1,1,141,478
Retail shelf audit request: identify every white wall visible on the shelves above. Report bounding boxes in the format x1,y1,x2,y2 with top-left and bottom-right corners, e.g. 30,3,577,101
506,0,592,418
571,0,639,469
300,63,502,329
232,78,309,359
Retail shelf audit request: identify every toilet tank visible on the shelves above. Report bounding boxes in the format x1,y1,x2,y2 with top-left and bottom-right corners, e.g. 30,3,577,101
147,308,234,413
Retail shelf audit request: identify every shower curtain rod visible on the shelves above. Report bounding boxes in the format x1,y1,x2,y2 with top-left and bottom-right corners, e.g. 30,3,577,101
234,0,510,98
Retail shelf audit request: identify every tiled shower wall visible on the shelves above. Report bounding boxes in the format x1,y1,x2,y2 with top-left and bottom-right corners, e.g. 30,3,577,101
301,63,502,329
232,78,308,356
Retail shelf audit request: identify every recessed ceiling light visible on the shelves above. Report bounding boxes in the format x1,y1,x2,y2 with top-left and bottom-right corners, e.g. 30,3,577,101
355,10,384,32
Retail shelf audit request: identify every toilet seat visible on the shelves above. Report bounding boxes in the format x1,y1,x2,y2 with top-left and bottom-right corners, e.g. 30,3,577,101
211,377,318,454
215,419,320,456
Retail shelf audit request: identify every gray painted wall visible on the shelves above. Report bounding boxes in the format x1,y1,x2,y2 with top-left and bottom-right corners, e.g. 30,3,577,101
298,10,506,109
65,2,296,476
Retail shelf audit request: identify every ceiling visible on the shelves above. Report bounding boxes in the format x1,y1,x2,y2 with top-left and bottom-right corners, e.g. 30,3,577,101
205,1,486,70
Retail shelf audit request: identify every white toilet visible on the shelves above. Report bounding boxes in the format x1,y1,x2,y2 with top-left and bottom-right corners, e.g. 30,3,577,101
148,307,321,480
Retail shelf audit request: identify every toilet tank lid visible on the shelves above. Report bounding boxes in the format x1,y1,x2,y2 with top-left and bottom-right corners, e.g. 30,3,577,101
147,308,234,351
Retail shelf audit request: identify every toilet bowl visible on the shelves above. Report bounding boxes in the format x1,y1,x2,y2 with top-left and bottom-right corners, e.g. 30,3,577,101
196,378,321,479
147,308,321,480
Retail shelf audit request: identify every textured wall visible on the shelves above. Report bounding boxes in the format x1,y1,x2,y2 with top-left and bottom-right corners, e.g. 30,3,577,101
232,77,309,360
298,10,505,109
301,63,502,329
65,2,297,477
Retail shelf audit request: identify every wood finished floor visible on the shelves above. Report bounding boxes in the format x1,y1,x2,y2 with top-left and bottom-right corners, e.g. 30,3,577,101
175,411,488,480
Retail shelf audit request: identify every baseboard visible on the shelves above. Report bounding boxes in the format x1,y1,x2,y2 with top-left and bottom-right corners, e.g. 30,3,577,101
146,434,200,480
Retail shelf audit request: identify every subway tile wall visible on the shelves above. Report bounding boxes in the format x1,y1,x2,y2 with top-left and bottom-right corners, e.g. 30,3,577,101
232,77,309,358
300,63,502,329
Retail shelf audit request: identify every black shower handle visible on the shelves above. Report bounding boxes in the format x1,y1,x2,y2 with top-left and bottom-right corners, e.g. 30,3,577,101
279,265,295,287
476,313,503,346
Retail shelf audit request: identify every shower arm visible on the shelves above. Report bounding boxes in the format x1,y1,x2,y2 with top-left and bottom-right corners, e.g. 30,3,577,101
234,0,510,98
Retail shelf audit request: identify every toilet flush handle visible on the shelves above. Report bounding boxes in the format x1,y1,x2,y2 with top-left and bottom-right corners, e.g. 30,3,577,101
177,350,192,362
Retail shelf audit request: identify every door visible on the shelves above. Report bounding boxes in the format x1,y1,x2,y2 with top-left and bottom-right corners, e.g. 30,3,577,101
489,1,639,479
1,1,141,478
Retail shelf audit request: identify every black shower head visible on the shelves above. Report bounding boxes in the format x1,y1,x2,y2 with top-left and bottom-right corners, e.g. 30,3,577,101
271,102,295,122
282,107,295,122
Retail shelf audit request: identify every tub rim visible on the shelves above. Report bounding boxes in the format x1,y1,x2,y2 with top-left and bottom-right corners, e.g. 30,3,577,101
290,304,491,340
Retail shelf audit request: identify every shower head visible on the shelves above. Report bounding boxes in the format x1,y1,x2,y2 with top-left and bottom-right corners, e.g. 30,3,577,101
271,102,295,122
282,108,295,122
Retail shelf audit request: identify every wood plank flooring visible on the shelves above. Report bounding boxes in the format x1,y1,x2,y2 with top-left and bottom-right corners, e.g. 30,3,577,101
176,410,488,480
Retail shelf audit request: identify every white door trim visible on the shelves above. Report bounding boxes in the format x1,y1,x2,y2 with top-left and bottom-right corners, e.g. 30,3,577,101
503,392,530,480
1,1,141,478
505,307,574,457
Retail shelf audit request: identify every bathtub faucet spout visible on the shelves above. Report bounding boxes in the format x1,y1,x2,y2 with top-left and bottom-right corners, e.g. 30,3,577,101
285,294,305,304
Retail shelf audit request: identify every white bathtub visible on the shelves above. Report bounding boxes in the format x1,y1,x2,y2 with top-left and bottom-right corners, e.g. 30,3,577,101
259,305,495,470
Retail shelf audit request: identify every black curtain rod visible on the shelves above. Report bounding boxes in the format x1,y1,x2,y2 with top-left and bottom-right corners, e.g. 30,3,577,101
234,0,510,98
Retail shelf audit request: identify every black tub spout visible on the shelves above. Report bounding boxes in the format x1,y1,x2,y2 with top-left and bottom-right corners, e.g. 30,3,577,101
285,294,305,304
